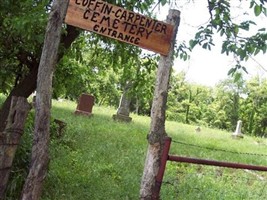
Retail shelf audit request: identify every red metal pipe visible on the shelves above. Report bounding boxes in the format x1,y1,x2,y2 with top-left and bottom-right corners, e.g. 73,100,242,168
152,137,172,200
168,155,267,171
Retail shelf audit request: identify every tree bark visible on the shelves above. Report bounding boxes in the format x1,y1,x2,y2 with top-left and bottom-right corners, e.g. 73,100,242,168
0,97,31,199
20,1,69,200
0,25,79,132
0,65,38,132
139,10,180,200
135,97,139,114
185,90,192,124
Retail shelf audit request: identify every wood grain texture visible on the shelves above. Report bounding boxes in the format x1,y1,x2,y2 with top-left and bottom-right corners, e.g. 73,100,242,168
65,0,174,55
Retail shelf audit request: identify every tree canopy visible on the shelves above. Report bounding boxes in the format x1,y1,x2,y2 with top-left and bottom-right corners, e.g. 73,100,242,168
1,0,266,95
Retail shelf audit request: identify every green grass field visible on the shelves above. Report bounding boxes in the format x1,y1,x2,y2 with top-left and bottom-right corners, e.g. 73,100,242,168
1,96,267,199
45,99,267,200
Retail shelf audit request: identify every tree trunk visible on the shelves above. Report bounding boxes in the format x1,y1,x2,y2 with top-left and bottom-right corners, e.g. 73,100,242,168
139,9,180,200
0,65,38,132
185,90,192,124
0,97,31,199
20,1,69,200
0,25,79,132
135,97,139,114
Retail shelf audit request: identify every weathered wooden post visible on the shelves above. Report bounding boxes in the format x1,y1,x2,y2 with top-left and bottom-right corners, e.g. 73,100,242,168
0,97,31,199
140,9,180,199
20,1,69,199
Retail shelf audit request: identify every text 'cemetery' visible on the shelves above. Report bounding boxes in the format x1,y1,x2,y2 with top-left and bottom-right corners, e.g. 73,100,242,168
65,0,174,55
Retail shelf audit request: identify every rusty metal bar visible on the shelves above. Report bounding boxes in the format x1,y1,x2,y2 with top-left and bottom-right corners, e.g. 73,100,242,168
168,155,267,171
152,137,172,200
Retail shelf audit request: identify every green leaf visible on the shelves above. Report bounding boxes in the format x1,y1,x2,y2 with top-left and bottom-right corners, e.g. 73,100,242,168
208,44,211,50
247,45,255,54
234,25,239,35
242,66,248,74
239,21,250,30
220,29,224,36
250,1,255,8
254,48,261,56
202,43,208,49
254,5,262,16
263,45,267,53
160,0,167,6
248,20,257,25
237,49,246,60
183,54,188,61
189,39,197,49
227,67,236,76
234,72,241,82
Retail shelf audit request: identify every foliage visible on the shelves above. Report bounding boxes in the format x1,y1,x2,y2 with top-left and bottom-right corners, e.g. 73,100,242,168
206,76,245,131
0,0,157,100
53,32,158,112
166,72,267,137
240,77,267,137
130,55,157,115
189,0,267,75
0,0,50,94
167,72,214,125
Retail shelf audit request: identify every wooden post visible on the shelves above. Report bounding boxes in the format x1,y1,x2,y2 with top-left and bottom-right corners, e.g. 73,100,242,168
140,9,180,199
0,97,31,199
20,1,69,200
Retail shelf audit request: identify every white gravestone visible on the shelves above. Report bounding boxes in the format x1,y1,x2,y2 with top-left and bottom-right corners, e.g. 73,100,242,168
232,120,244,138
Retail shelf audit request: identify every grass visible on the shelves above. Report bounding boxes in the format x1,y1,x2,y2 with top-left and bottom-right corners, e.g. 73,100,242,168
42,100,149,200
1,95,267,199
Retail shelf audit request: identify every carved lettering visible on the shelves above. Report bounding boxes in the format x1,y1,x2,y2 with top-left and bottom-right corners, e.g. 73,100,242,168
65,0,174,55
93,24,140,45
77,0,169,40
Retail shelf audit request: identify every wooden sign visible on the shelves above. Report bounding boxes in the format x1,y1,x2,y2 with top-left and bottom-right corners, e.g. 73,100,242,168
65,0,174,55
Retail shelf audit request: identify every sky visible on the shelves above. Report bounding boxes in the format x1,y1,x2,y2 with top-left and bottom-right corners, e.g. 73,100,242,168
152,0,267,87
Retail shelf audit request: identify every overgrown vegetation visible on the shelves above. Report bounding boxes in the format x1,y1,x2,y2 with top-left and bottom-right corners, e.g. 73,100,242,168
2,96,266,199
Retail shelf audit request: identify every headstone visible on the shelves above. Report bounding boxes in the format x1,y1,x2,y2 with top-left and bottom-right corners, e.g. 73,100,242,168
113,83,132,122
232,120,244,138
74,94,94,116
195,126,201,133
117,93,131,116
